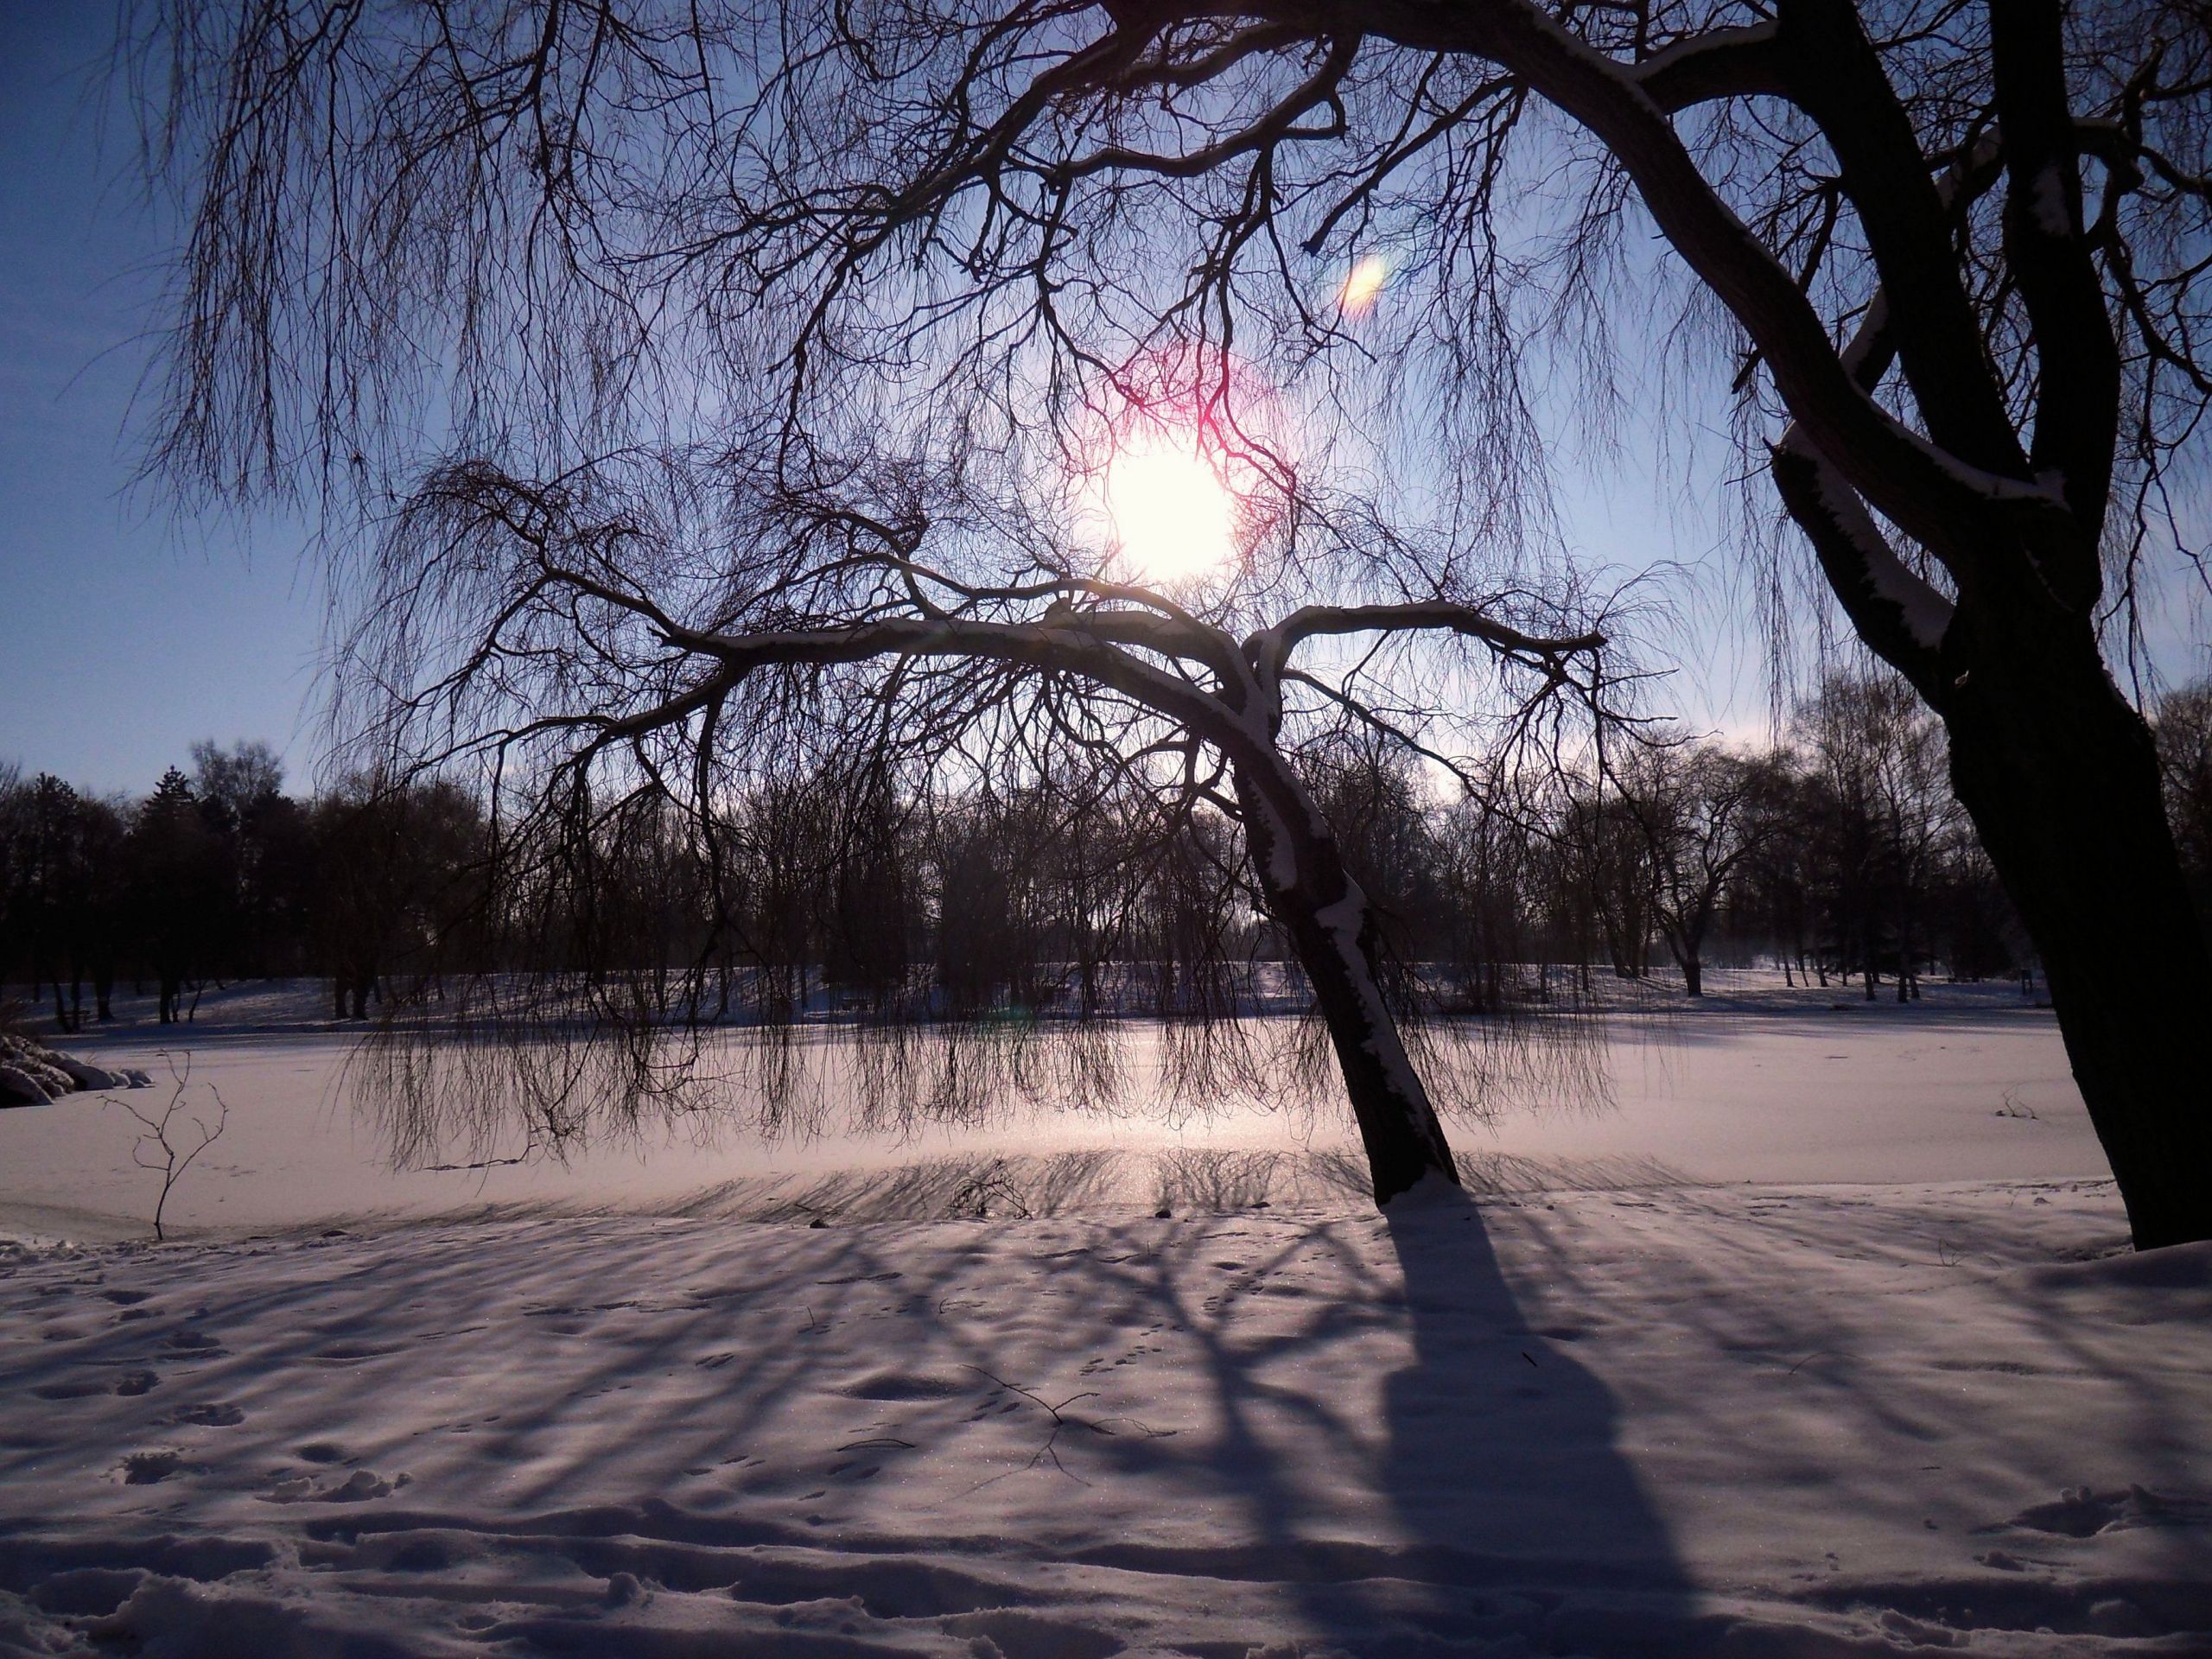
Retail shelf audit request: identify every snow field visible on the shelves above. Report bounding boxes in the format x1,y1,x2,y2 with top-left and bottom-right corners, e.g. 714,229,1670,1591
2,1177,2208,1656
2,985,2203,1654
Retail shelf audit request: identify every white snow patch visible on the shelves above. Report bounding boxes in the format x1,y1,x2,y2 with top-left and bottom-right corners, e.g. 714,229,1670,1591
1786,435,1955,651
1859,540,1955,653
1249,790,1302,893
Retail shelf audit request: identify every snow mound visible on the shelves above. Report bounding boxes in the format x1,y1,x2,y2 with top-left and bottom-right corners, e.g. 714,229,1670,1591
0,1034,147,1106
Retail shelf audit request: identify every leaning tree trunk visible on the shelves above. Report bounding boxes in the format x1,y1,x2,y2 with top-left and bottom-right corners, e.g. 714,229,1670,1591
1237,772,1460,1205
1945,615,2212,1250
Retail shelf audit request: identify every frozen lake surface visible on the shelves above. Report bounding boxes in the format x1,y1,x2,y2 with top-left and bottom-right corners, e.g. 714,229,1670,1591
1,978,2095,1239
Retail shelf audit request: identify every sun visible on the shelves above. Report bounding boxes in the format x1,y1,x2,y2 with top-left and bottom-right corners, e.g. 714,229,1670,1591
1103,435,1237,582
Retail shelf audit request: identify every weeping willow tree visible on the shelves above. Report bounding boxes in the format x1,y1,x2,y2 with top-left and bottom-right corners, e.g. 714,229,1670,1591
330,444,1612,1203
132,0,2212,1243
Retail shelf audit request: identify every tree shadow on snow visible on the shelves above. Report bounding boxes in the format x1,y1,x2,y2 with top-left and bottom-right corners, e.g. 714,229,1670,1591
1354,1183,1695,1654
0,1153,1700,1658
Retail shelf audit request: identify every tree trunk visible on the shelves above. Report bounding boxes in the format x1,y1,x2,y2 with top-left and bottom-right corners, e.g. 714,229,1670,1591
1660,921,1705,997
1946,626,2212,1249
1273,870,1461,1204
1237,772,1460,1205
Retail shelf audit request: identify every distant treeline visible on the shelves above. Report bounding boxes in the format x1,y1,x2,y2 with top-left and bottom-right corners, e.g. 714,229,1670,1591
5,674,2209,1033
0,740,482,1029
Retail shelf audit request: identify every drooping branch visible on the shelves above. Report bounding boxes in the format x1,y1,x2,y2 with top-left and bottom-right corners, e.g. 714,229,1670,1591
1771,1,2025,482
1770,442,1953,705
1251,599,1606,679
1770,286,1956,702
1050,34,1361,186
1324,2,2071,549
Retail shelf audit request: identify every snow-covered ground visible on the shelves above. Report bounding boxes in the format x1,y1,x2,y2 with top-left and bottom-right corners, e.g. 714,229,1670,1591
3,981,2207,1656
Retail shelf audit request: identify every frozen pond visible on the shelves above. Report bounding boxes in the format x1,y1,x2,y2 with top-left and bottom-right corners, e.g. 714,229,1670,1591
0,978,2098,1239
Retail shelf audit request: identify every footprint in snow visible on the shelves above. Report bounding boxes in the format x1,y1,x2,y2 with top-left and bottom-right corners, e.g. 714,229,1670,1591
2005,1485,2211,1537
31,1369,158,1402
839,1368,974,1401
31,1379,108,1402
261,1468,409,1503
160,1402,244,1427
115,1449,198,1485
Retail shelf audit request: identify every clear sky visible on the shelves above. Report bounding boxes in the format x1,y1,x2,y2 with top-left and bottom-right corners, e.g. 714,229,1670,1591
0,4,1749,802
0,8,322,798
2,10,2197,803
0,3,1762,794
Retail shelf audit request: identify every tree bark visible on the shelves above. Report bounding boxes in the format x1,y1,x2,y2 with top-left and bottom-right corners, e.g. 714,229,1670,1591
1943,632,2212,1248
1659,900,1714,999
1237,773,1461,1205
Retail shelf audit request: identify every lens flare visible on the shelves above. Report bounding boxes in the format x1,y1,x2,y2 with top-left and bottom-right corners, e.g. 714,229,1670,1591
1339,253,1389,315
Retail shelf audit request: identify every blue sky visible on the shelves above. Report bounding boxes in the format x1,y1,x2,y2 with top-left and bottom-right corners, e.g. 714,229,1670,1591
0,9,321,797
2,9,2197,803
0,3,1759,801
0,4,1738,803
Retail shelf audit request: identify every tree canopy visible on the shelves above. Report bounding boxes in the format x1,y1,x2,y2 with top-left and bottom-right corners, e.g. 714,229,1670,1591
133,1,2212,1242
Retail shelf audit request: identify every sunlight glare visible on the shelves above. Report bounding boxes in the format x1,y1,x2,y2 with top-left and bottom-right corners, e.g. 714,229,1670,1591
1104,437,1237,582
1339,253,1389,315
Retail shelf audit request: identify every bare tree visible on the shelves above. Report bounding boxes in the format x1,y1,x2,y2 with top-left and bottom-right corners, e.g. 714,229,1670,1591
1794,673,1955,999
1615,739,1784,998
311,773,486,1020
133,2,2212,1243
349,458,1606,1202
110,1052,228,1243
